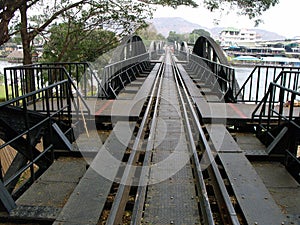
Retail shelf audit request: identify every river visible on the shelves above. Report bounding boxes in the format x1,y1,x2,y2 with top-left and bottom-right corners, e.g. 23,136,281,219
234,66,255,86
0,60,20,74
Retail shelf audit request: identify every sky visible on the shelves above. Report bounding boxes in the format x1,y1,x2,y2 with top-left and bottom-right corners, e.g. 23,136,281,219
152,0,300,38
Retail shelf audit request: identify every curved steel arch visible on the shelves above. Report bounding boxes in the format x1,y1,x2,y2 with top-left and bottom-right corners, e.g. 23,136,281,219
180,41,189,52
112,35,147,63
193,35,228,65
192,35,239,102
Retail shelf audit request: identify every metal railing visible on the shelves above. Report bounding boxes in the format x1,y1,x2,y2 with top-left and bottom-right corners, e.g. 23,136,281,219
4,62,108,100
235,65,300,103
149,40,165,60
0,79,77,210
180,51,238,102
4,52,151,101
38,62,108,98
4,65,90,115
106,60,152,98
252,82,300,126
102,53,150,97
252,82,300,172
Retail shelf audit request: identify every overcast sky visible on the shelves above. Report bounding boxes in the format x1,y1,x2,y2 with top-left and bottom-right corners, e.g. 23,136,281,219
152,0,299,38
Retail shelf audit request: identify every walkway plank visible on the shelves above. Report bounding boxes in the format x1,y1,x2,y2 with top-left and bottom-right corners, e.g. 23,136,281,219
54,122,135,225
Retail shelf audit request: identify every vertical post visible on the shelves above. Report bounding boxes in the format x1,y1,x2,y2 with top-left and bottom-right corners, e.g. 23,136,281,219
66,81,73,141
4,68,9,101
278,87,284,126
267,83,274,135
289,93,296,121
22,98,35,183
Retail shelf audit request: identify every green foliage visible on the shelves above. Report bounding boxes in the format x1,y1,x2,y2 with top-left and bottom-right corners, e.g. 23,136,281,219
142,0,198,8
188,29,210,43
0,74,3,84
0,0,281,64
11,35,22,45
0,85,6,102
42,22,118,62
167,31,189,43
167,29,212,44
136,23,165,47
204,0,279,23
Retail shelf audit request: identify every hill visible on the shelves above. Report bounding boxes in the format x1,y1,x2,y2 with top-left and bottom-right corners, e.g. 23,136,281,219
151,17,286,40
151,17,210,37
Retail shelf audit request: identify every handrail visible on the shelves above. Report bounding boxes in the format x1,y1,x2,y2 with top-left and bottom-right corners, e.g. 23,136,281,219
235,65,300,103
180,51,238,102
0,79,75,206
252,82,300,138
102,53,149,88
4,53,150,101
4,62,106,99
252,82,300,171
0,79,68,107
38,62,108,99
4,65,90,115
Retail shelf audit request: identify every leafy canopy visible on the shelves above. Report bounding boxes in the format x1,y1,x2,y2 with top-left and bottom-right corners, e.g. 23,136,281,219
42,22,118,62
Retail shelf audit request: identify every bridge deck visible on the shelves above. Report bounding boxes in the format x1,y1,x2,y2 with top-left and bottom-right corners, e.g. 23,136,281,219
1,51,299,225
54,121,136,224
143,52,200,224
179,62,298,223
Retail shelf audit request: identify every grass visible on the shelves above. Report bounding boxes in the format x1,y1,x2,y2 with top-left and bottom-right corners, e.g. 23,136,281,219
0,85,6,102
0,85,15,102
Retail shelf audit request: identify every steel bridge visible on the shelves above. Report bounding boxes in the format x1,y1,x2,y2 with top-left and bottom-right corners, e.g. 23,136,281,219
0,35,299,225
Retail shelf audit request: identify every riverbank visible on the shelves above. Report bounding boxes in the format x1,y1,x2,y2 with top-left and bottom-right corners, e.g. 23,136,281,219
0,60,20,74
0,61,20,102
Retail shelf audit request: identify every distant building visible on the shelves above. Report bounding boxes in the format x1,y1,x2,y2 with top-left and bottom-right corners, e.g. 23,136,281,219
219,28,261,47
6,50,23,63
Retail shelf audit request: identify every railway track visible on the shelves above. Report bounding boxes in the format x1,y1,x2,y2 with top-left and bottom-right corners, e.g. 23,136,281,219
98,49,247,225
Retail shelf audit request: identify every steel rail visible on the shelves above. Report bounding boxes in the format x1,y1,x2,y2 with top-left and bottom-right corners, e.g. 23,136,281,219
105,58,165,225
170,52,215,225
171,53,241,225
130,56,166,225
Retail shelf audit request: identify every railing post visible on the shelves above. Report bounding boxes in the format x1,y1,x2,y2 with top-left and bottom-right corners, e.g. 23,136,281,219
267,83,274,133
22,97,35,183
278,87,285,126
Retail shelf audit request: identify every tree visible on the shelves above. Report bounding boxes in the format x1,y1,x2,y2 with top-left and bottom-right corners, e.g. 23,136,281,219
42,22,118,62
1,0,153,65
167,31,188,43
0,0,280,63
140,0,198,8
203,0,279,25
136,23,165,47
188,29,210,44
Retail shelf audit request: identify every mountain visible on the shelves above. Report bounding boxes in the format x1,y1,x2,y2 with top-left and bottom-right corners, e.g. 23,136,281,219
150,17,210,37
151,17,286,40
